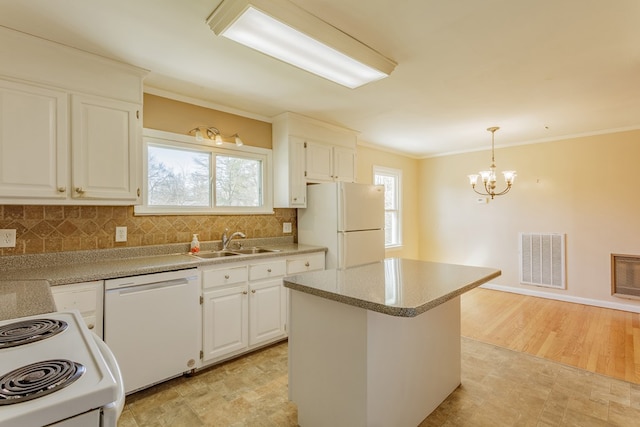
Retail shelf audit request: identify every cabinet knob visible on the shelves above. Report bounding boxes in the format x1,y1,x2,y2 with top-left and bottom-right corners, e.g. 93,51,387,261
224,274,230,279
75,187,85,194
267,268,272,273
251,289,256,294
305,262,310,267
242,290,248,295
293,197,298,201
57,187,66,193
87,323,94,330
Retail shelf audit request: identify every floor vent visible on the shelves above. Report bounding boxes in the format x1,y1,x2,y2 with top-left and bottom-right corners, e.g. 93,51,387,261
519,233,566,289
611,254,640,299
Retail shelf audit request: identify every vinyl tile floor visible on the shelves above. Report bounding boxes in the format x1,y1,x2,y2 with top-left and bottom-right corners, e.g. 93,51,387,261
117,337,640,426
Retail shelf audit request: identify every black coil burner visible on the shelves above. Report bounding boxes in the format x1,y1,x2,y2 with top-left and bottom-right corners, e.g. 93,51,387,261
0,359,85,405
0,319,68,349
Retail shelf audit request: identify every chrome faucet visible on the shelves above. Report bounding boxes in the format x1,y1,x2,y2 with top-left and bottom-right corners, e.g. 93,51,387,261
222,229,246,251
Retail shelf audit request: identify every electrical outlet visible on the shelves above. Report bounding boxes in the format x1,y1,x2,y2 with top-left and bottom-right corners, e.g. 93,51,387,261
115,226,127,242
283,222,292,233
0,229,16,248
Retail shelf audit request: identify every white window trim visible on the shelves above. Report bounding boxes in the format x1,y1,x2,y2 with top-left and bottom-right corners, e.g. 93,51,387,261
135,128,273,215
373,165,402,249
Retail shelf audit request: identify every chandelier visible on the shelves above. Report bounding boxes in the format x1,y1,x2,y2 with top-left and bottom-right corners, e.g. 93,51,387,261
467,127,516,199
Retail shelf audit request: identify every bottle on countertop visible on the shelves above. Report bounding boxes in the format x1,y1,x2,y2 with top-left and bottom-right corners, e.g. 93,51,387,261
190,234,200,253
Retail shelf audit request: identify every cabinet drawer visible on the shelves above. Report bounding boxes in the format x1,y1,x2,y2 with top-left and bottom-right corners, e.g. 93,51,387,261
249,260,286,281
286,253,325,275
203,265,248,289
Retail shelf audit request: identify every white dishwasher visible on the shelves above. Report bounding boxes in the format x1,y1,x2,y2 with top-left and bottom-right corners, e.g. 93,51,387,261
104,269,201,394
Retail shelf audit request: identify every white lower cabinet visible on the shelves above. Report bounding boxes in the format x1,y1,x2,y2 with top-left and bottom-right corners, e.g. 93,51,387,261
202,283,249,361
50,280,104,338
201,258,290,365
248,260,287,346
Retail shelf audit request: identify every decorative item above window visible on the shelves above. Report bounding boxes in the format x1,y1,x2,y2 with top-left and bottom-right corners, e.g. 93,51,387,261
467,126,516,199
188,126,243,146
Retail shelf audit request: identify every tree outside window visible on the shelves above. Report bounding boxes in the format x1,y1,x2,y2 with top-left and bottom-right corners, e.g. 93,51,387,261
138,132,272,215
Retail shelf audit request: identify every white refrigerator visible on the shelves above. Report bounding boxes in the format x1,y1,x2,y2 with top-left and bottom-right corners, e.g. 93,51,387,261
298,182,385,269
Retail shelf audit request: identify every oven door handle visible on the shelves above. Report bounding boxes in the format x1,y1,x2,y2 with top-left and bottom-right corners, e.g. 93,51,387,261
91,332,125,426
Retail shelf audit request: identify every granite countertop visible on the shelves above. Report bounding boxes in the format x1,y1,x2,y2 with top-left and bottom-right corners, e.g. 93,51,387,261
0,238,326,285
284,258,501,317
0,280,57,321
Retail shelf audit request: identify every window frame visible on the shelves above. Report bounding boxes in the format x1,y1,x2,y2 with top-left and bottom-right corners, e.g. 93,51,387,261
373,165,402,249
135,129,273,215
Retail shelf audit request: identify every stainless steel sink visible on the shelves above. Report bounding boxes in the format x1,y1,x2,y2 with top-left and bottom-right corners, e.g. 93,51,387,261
232,247,280,255
192,251,240,258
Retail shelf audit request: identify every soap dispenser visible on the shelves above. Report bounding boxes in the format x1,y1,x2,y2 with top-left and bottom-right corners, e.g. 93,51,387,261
190,234,200,253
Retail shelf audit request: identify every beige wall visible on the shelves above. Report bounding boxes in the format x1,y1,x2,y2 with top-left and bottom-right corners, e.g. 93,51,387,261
356,144,420,260
144,94,272,149
418,129,640,309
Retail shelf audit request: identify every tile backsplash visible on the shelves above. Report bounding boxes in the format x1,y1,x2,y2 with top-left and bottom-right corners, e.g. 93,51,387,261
0,205,296,255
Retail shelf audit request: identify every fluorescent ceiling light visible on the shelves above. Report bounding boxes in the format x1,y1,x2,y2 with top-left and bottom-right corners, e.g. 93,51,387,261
207,0,396,88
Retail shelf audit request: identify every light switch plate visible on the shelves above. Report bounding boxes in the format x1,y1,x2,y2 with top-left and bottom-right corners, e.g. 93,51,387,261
283,222,292,233
0,229,16,248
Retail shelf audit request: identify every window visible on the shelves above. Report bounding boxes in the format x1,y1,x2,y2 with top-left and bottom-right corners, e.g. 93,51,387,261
136,130,272,215
374,166,402,248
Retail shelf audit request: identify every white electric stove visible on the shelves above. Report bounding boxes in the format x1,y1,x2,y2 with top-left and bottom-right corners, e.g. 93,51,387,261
0,310,123,427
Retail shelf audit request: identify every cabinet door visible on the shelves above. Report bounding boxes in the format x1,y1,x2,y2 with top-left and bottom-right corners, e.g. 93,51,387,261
202,285,248,362
51,281,104,338
305,141,333,182
333,147,356,183
71,95,140,201
289,138,307,207
0,80,68,199
249,279,286,346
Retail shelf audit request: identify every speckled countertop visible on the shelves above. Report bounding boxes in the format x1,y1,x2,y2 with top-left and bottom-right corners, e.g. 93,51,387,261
0,280,57,321
0,237,326,285
284,258,501,317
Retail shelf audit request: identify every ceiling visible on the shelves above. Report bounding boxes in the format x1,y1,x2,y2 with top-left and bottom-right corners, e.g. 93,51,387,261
1,0,639,157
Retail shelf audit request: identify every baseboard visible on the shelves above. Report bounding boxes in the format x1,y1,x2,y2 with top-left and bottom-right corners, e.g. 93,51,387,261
480,283,640,314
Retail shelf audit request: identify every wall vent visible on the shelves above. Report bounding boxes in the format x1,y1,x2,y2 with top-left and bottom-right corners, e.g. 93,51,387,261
611,254,640,299
519,232,566,289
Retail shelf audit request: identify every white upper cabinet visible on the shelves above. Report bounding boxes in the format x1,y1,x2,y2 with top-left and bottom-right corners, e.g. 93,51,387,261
272,112,358,208
71,95,140,201
305,141,356,183
304,140,333,182
0,80,68,200
0,26,147,205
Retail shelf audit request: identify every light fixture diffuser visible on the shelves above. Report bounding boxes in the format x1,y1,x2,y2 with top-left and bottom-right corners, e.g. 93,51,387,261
207,0,396,88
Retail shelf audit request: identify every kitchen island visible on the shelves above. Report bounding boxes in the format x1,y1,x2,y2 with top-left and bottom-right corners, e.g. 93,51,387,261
284,258,501,427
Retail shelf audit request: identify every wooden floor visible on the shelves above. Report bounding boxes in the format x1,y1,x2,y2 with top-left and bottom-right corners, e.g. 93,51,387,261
461,288,640,384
